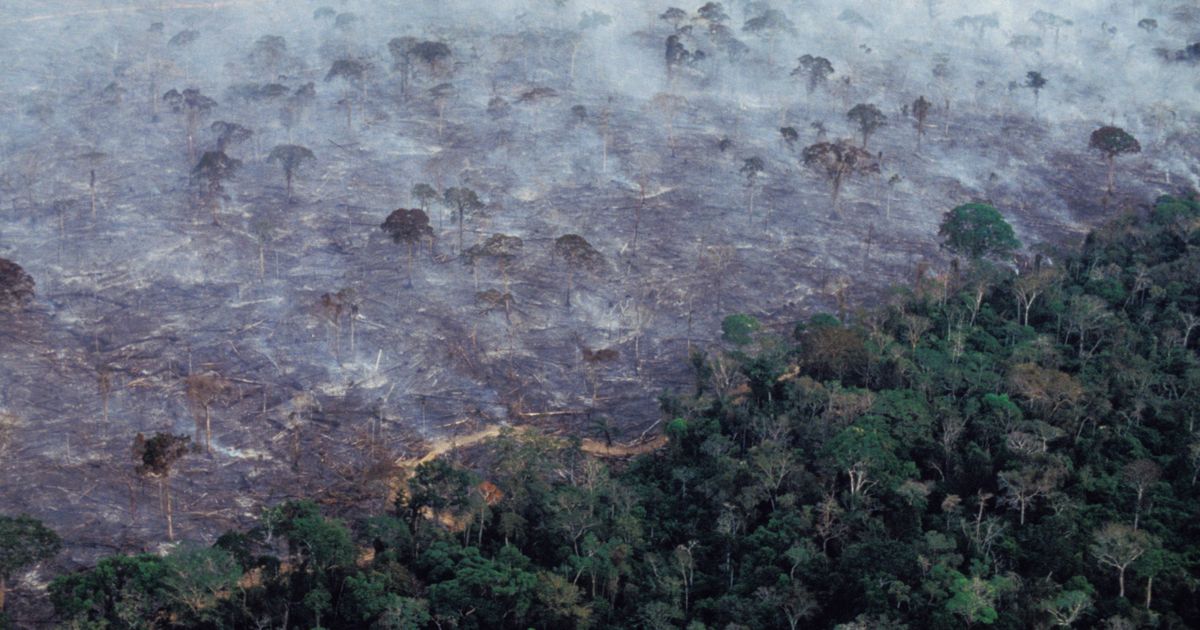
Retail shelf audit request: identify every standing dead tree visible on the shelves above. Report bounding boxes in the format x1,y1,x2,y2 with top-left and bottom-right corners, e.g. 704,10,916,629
740,157,766,224
185,372,229,454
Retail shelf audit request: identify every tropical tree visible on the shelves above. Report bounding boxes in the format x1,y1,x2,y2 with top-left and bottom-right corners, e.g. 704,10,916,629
911,96,932,148
1091,522,1152,598
846,103,886,148
443,187,485,253
268,144,315,202
791,54,834,93
1089,126,1141,194
553,235,605,309
133,433,192,540
801,140,879,214
938,203,1020,260
192,150,241,224
1024,71,1047,113
412,183,439,225
162,88,216,161
381,208,434,288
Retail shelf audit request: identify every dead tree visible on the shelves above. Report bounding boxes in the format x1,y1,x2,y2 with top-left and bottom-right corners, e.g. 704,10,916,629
464,234,524,322
185,372,229,454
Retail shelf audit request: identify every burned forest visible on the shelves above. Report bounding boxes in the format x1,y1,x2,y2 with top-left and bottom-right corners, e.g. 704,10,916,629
2,0,1200,628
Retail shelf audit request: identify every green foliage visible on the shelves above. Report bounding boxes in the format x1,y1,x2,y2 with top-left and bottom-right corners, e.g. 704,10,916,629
0,515,60,581
721,313,761,346
42,192,1200,629
939,203,1021,259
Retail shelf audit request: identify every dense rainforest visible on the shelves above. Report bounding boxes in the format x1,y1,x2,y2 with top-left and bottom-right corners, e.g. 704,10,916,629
7,193,1200,628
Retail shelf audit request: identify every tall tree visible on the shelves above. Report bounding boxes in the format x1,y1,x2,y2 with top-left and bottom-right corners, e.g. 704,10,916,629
268,144,315,202
801,140,879,215
443,187,484,253
381,208,434,289
791,54,834,94
1024,71,1047,114
553,235,605,309
133,433,191,540
192,150,241,225
1089,126,1141,195
846,103,886,148
911,96,932,148
163,88,216,161
185,372,228,454
1091,523,1151,598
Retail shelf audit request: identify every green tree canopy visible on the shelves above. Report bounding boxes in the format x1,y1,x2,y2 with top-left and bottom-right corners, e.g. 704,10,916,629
938,203,1021,260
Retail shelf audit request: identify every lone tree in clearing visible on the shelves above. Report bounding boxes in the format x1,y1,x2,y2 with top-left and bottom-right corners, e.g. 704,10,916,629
268,144,314,202
381,208,434,289
443,187,485,253
1089,126,1141,195
554,234,605,310
193,150,241,224
0,515,60,612
938,203,1021,260
133,432,191,541
1025,71,1047,114
801,140,879,215
846,103,886,148
911,96,932,148
0,258,35,311
792,54,834,93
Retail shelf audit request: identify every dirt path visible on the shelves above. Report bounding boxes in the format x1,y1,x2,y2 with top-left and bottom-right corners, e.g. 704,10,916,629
394,425,667,471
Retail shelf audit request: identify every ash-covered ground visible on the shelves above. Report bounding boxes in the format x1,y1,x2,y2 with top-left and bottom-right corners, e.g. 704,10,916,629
0,0,1196,620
